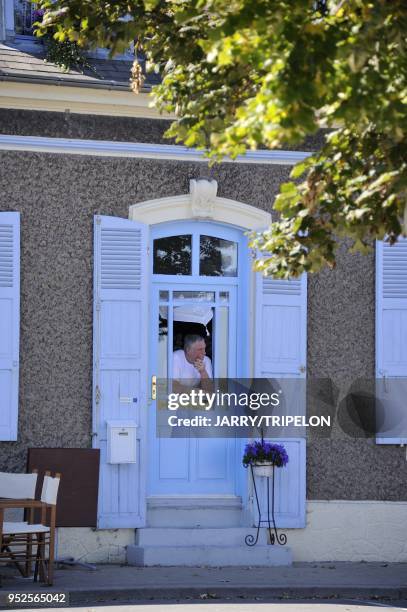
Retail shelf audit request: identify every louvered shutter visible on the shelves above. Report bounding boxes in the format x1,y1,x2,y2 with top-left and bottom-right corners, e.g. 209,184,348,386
376,239,407,444
0,212,20,441
93,215,148,527
254,273,307,528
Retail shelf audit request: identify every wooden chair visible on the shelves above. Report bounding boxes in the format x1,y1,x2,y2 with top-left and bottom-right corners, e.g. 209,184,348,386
1,472,61,585
0,471,38,577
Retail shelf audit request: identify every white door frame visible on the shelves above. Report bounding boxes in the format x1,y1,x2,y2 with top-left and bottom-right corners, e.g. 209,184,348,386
128,184,275,515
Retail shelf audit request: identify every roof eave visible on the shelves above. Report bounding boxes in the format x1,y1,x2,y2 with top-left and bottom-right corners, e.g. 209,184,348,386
0,71,153,93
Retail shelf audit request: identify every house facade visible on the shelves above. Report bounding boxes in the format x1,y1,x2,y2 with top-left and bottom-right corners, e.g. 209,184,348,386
1,0,407,566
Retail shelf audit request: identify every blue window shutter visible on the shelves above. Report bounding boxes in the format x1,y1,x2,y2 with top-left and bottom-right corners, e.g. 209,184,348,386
93,215,149,528
0,212,20,441
254,272,307,528
376,239,407,444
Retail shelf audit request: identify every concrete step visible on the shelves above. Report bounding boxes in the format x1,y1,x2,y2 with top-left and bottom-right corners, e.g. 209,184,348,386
136,527,267,547
147,507,244,527
127,543,292,567
147,496,245,527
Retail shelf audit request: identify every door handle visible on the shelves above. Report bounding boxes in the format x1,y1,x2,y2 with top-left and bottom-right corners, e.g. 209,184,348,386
151,375,157,400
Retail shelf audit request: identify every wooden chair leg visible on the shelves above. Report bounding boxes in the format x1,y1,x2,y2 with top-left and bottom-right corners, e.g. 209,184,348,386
47,536,55,585
3,540,26,578
25,506,35,577
33,536,40,583
25,533,32,577
40,536,47,583
34,534,46,583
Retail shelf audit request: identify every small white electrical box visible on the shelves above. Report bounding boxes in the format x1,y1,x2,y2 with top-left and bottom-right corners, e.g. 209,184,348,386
107,421,137,464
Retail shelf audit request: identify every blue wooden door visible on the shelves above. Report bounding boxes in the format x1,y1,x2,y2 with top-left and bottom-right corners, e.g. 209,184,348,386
376,238,407,444
254,273,307,528
0,212,20,441
93,215,148,528
148,221,248,496
149,284,239,495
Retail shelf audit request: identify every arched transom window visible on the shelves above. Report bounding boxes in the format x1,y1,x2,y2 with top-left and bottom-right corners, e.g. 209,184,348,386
152,223,239,278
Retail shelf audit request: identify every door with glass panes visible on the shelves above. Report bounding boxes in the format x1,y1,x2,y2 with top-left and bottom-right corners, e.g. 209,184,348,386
148,221,248,495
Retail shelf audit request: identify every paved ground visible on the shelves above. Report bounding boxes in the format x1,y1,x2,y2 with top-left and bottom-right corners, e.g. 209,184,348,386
2,601,407,612
1,563,407,607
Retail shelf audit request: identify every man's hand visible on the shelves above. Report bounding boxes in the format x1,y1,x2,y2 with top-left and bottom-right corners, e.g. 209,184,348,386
194,358,207,375
194,358,213,392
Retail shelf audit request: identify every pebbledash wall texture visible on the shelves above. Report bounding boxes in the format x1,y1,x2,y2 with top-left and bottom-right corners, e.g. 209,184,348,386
0,109,406,502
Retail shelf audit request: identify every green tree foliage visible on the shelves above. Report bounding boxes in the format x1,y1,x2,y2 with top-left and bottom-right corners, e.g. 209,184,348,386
38,0,407,277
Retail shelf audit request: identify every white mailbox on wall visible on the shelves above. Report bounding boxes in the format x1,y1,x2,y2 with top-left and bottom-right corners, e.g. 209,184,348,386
107,421,137,464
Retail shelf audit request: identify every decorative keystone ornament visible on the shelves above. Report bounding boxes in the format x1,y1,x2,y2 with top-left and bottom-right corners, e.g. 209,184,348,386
190,178,218,219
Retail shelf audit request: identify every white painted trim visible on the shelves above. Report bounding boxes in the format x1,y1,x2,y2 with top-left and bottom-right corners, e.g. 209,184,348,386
137,194,268,511
0,81,167,118
0,134,310,166
129,193,271,231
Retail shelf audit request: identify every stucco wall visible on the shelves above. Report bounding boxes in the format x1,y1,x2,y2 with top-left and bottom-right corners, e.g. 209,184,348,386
0,108,328,151
0,150,287,470
0,109,173,144
0,115,406,498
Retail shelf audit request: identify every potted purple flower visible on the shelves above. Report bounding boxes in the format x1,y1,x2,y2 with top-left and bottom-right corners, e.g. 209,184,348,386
243,440,289,477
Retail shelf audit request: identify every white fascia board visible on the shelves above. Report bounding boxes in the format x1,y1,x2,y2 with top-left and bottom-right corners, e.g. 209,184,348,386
0,134,311,165
0,81,163,118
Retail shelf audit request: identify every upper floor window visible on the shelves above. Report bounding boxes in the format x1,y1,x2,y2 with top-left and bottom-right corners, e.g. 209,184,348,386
14,0,39,35
199,235,237,277
153,233,238,277
153,235,192,276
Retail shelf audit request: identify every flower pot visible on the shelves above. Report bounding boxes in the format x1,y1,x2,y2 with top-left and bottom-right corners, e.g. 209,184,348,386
252,462,274,477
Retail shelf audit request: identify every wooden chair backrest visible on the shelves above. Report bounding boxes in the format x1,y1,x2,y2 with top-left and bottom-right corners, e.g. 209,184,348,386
40,472,61,506
0,471,38,499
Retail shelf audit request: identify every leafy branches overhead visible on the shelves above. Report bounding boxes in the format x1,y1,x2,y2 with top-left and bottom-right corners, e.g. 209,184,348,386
33,9,95,72
37,0,407,277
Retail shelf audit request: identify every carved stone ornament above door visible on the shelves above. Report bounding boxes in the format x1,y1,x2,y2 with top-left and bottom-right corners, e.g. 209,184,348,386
190,179,218,219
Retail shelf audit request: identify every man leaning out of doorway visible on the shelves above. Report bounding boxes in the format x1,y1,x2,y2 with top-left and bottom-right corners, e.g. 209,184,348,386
173,335,213,393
